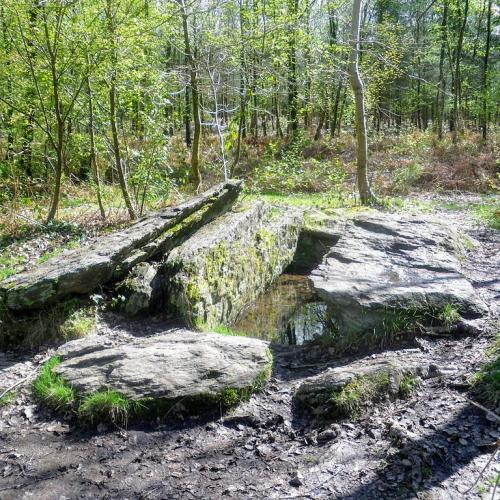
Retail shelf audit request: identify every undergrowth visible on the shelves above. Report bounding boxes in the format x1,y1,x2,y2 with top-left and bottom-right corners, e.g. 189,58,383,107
329,373,389,418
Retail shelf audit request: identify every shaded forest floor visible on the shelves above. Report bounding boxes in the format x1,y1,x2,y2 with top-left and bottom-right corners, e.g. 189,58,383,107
0,193,499,499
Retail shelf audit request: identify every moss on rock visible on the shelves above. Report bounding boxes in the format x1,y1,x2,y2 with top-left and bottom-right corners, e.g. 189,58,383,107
164,202,302,328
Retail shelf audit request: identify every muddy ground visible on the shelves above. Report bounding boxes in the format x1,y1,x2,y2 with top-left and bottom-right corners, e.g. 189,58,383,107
0,200,499,499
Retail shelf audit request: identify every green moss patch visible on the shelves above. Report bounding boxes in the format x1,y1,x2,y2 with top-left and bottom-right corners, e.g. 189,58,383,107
33,353,273,427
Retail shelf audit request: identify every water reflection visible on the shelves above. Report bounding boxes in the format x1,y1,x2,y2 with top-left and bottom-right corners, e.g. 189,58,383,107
233,274,327,345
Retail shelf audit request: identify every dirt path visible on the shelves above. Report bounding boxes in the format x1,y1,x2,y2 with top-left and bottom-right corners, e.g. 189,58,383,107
0,200,498,499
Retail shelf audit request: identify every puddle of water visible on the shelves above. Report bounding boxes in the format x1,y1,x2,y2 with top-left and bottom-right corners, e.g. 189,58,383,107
233,274,327,345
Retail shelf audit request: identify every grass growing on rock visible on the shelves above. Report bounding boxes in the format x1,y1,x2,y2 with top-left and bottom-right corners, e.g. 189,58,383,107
317,302,463,355
0,299,96,348
78,391,146,427
398,374,419,398
32,356,75,411
329,373,389,418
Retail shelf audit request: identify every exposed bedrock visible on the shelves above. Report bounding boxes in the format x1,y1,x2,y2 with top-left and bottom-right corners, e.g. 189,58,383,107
55,331,271,401
0,181,242,312
309,213,488,338
163,202,303,328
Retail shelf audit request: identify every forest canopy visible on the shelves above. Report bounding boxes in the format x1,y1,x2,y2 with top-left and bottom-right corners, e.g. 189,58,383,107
0,0,497,222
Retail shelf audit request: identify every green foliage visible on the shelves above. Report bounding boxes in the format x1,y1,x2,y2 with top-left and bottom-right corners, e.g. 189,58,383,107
60,304,96,339
32,357,75,411
251,135,347,196
390,162,424,194
472,203,500,230
195,320,247,337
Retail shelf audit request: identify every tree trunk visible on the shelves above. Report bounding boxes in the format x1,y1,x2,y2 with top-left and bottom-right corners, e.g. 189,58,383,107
106,0,136,220
286,0,298,137
436,1,448,140
87,73,105,219
349,0,373,204
452,0,469,144
481,0,492,141
179,0,202,189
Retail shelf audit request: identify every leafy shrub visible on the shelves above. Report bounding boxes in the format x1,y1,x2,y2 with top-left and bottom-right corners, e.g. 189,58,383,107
251,135,347,195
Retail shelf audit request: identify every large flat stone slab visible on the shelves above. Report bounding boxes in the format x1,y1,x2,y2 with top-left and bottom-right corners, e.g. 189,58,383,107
310,213,487,336
163,202,302,328
55,331,271,400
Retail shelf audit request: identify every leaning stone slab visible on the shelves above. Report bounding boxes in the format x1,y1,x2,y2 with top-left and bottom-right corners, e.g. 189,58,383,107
294,355,440,419
310,213,487,337
0,181,242,311
163,202,303,328
55,331,271,401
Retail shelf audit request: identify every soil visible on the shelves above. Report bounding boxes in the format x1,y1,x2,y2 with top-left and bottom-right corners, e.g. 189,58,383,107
0,196,499,499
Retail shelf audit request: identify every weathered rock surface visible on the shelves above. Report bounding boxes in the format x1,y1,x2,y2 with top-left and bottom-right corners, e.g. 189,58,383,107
294,355,441,417
115,262,162,316
0,181,242,312
55,331,271,400
163,202,302,327
310,213,488,336
290,209,347,272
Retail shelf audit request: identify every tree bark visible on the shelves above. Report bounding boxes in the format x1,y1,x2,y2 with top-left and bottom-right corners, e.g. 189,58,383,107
452,0,469,144
106,0,136,220
179,0,202,189
436,1,448,139
349,0,373,204
87,72,105,219
286,0,298,137
481,0,492,141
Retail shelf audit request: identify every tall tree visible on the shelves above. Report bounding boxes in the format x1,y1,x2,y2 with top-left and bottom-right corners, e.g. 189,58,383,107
349,0,373,204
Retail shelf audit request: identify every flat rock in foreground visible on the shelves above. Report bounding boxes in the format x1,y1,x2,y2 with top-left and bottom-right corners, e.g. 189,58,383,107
55,331,271,400
310,213,487,336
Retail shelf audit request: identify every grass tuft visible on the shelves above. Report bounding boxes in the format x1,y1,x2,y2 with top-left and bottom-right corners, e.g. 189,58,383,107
32,356,75,410
472,332,500,408
329,373,389,418
0,390,16,407
78,390,146,426
438,303,461,328
398,374,419,398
